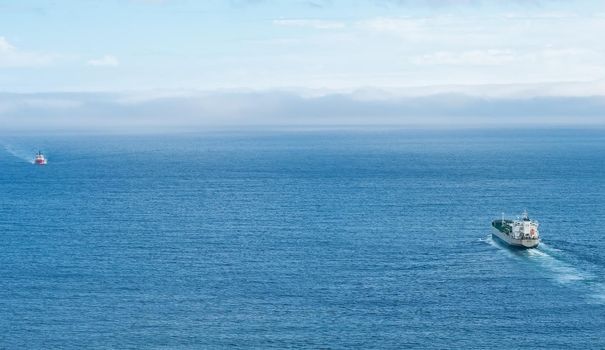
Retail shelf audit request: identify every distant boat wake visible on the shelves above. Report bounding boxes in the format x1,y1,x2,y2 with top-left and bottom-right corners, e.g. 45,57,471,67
483,234,605,304
2,144,35,164
3,143,161,165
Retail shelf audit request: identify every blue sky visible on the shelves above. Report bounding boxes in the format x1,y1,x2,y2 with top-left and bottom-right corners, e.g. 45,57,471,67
1,0,605,130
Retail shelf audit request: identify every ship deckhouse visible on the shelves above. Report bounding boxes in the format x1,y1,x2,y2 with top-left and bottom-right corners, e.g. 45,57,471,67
491,211,540,249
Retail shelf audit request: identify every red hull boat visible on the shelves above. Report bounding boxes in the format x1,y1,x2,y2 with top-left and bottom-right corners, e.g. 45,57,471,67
34,151,47,165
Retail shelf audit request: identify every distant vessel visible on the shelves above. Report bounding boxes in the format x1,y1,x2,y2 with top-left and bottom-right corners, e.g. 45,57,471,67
491,211,540,248
34,151,47,165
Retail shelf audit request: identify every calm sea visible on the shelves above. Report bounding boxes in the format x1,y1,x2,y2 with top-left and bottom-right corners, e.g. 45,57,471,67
1,129,604,349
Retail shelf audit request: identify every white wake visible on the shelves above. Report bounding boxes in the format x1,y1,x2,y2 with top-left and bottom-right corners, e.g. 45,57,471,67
526,247,589,283
483,234,605,304
3,144,35,164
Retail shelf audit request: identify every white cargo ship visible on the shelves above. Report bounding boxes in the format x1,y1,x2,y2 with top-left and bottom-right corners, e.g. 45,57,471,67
491,211,540,249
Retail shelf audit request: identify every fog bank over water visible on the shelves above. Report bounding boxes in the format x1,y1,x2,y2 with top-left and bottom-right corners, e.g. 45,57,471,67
1,90,604,133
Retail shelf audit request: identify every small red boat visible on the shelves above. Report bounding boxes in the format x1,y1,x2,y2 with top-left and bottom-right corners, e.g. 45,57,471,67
34,151,47,165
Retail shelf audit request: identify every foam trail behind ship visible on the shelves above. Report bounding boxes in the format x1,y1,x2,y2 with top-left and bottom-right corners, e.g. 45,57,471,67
3,144,34,163
484,235,605,304
527,246,588,283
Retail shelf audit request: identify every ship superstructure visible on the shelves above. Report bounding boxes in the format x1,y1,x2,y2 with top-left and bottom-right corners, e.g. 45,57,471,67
491,211,540,248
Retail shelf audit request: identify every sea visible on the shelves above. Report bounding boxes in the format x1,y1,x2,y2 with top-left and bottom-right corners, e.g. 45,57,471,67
1,128,604,349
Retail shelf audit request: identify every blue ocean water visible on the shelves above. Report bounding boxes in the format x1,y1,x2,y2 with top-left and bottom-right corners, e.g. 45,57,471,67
1,129,604,349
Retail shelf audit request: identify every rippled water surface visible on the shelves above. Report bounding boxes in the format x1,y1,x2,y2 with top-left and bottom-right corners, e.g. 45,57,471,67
1,129,605,349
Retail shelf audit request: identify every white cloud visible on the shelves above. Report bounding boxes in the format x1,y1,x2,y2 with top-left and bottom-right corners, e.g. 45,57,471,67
359,17,424,33
410,48,597,66
273,19,346,30
87,55,119,67
0,96,82,115
0,36,61,67
21,98,83,109
346,14,605,86
0,37,15,51
411,49,517,65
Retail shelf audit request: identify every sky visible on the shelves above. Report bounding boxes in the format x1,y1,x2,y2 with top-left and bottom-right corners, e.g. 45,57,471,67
1,0,605,130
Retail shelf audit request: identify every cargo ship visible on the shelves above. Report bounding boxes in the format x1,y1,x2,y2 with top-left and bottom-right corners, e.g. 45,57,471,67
34,151,47,165
491,211,540,249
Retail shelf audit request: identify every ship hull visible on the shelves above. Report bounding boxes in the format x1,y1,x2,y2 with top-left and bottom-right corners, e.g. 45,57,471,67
492,228,539,249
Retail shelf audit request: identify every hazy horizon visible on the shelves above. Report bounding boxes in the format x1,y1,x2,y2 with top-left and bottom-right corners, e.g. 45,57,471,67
2,88,605,132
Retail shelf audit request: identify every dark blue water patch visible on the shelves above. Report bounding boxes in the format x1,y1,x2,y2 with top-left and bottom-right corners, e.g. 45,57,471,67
1,129,604,349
